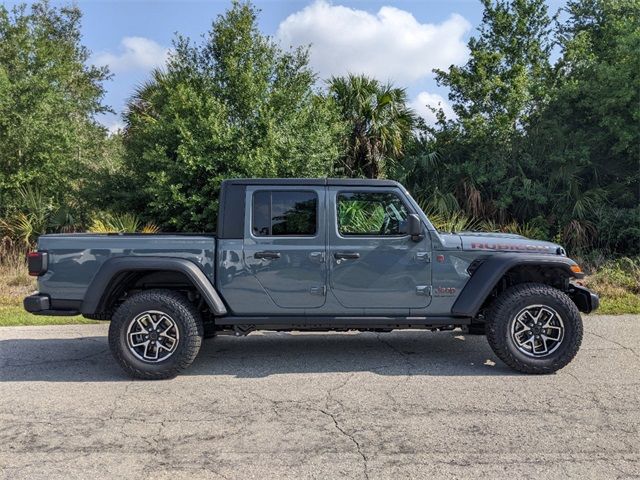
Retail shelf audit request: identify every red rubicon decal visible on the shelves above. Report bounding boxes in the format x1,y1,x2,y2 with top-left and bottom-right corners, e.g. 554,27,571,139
435,287,457,295
470,242,550,252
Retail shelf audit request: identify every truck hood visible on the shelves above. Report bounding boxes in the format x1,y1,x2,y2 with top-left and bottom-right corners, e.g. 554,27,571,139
439,231,563,255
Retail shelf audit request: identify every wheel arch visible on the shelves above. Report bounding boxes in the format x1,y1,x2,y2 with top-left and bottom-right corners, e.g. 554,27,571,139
81,257,227,318
451,254,584,318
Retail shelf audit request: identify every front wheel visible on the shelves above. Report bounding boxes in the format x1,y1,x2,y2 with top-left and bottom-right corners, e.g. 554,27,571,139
109,290,204,380
486,283,583,374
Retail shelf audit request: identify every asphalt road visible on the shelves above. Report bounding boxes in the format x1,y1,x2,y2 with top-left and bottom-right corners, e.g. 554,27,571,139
1,315,639,479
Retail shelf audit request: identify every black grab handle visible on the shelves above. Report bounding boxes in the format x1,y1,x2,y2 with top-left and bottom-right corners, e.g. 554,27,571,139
254,251,281,259
334,251,360,260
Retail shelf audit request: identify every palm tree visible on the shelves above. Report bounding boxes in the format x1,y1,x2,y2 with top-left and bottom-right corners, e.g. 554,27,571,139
328,74,416,179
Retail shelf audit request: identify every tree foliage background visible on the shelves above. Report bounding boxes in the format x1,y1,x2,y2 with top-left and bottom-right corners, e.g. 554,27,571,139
0,0,638,255
108,3,345,231
0,2,110,235
408,0,639,254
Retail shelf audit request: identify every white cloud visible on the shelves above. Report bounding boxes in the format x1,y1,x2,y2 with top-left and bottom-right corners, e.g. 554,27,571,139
276,1,470,84
93,37,169,73
411,91,455,124
106,120,125,136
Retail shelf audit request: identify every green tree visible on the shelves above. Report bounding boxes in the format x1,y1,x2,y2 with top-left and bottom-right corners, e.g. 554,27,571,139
0,1,110,218
430,0,554,220
529,0,640,252
414,0,638,253
329,74,416,179
116,1,344,231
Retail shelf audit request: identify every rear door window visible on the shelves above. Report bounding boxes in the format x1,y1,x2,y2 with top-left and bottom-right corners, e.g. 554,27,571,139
252,191,317,236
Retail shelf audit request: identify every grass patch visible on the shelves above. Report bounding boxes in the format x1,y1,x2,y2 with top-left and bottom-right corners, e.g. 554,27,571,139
0,255,36,307
7,272,33,287
583,257,640,315
0,305,99,327
595,292,640,315
0,255,96,327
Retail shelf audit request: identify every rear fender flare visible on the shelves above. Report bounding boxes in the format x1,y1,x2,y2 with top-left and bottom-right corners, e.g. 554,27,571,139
81,257,227,316
451,254,583,317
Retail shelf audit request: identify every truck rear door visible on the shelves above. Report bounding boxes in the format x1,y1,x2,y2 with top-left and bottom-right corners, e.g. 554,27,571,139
243,185,327,309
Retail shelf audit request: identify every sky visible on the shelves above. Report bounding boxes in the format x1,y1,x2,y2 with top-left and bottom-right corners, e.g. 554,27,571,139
3,0,567,132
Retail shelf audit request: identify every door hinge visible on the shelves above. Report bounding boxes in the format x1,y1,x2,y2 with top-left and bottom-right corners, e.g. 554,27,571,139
416,285,432,296
310,285,327,296
416,252,431,263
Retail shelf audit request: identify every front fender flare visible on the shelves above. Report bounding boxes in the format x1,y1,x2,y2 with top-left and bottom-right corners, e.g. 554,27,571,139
451,254,583,317
81,256,227,316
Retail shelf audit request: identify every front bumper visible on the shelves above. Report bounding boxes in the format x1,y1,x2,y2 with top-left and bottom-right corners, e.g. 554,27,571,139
568,284,600,313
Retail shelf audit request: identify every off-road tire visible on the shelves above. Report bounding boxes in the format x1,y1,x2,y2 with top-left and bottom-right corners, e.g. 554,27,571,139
486,283,583,374
109,289,204,380
466,323,486,335
203,319,217,339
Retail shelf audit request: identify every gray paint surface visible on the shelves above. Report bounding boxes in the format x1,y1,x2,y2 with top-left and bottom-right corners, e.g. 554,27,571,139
1,315,638,479
35,182,570,318
37,234,215,301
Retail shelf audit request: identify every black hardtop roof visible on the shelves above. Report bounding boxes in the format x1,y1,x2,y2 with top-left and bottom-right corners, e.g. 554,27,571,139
221,178,402,187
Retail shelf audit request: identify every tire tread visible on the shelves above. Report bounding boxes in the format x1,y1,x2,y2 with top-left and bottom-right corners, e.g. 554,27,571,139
109,289,203,380
486,282,583,374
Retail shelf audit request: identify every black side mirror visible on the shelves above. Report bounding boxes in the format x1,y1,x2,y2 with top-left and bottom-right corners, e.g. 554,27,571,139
408,214,424,242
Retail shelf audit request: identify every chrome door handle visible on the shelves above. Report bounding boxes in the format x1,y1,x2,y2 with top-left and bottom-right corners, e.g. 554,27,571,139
309,251,325,262
334,252,360,260
416,252,431,262
254,251,281,259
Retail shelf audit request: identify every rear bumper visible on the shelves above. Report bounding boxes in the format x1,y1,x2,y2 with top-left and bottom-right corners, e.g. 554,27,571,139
568,284,600,314
24,293,49,313
24,293,80,316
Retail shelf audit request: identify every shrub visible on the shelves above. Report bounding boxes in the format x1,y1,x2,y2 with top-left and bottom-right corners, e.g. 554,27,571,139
89,213,159,234
480,218,549,240
0,237,34,306
591,206,640,256
583,257,640,315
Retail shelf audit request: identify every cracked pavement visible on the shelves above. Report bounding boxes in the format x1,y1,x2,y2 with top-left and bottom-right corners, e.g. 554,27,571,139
1,315,639,479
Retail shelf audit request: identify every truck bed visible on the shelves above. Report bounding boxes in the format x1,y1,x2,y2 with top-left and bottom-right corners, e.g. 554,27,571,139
36,233,216,303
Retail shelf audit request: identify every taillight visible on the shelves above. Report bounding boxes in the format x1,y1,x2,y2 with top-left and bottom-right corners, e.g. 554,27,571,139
27,251,48,276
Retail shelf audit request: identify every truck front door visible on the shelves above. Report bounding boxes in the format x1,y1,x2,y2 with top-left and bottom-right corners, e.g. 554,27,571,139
243,186,327,310
327,187,432,310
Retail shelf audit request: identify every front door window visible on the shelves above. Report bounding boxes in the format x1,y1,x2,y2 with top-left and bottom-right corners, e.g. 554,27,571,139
337,192,409,237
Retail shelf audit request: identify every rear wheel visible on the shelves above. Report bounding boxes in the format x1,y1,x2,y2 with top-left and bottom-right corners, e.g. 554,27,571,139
109,290,204,380
486,283,583,374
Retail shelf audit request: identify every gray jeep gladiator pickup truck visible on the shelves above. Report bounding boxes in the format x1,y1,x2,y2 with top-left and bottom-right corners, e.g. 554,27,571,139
24,178,599,379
